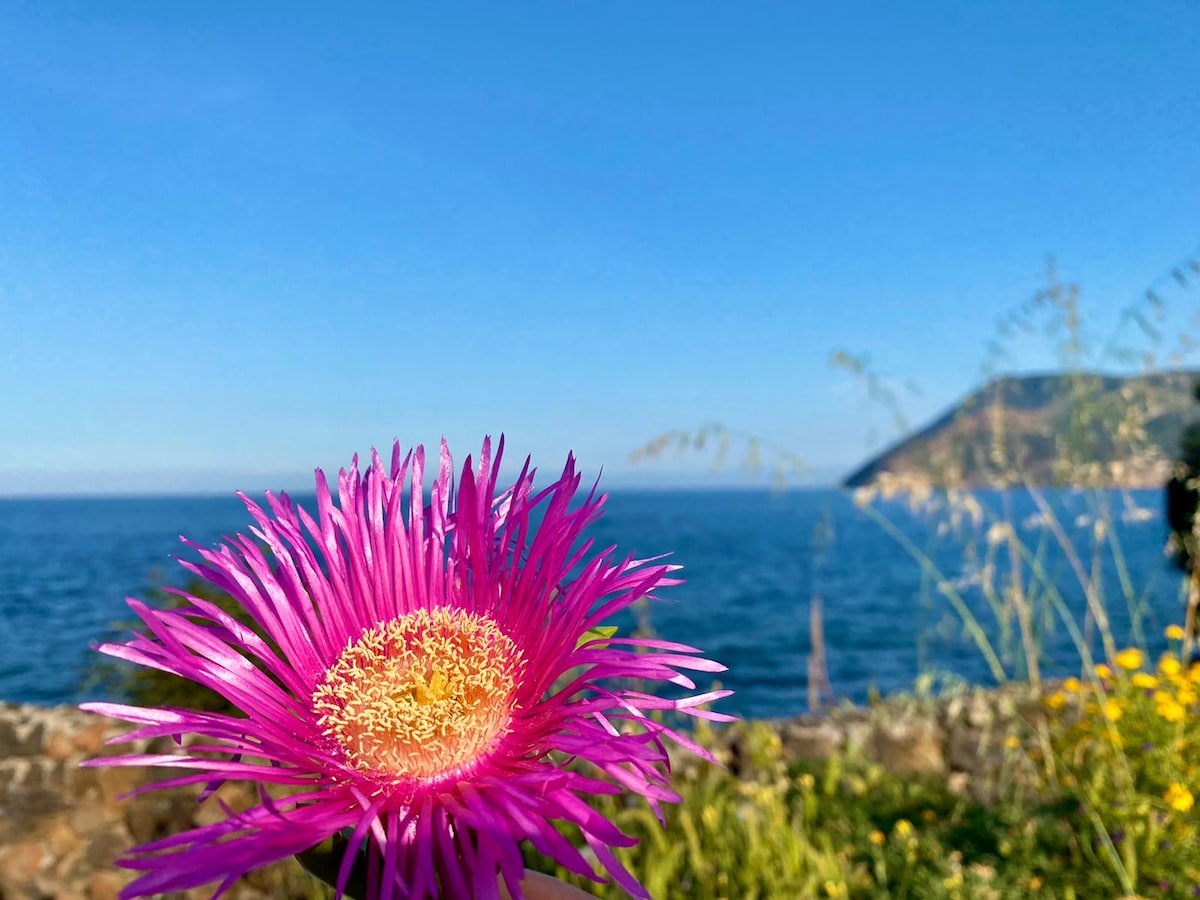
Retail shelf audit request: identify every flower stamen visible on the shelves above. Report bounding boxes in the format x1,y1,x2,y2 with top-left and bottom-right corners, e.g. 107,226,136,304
314,607,522,780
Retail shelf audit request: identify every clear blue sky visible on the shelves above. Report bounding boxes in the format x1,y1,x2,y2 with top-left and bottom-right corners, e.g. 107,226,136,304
2,2,1199,495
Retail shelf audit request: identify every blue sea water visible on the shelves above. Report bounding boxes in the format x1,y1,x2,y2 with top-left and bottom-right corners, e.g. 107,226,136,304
0,488,1186,719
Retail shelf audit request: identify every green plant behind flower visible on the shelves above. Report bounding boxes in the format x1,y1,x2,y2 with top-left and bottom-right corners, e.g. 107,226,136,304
96,576,256,712
1034,638,1200,897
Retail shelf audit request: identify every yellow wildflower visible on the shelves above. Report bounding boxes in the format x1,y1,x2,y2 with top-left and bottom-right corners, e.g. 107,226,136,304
1102,698,1123,721
1160,655,1183,678
1004,735,1021,750
869,830,886,845
1043,692,1066,710
1132,672,1159,689
1029,875,1044,890
1180,686,1198,706
1166,783,1194,813
1156,691,1187,723
1063,676,1082,693
1095,663,1114,679
1166,624,1186,641
894,818,913,837
1114,648,1143,670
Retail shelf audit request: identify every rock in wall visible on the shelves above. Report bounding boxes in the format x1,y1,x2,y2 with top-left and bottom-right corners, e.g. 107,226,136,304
721,684,1051,805
0,703,317,900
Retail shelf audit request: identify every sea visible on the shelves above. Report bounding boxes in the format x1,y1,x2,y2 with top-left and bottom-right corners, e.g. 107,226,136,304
0,488,1187,720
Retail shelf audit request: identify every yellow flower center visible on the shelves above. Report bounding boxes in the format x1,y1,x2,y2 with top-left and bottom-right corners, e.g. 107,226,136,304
313,607,523,780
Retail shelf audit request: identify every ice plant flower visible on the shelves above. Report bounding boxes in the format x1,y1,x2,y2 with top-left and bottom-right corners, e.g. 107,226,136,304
82,438,732,899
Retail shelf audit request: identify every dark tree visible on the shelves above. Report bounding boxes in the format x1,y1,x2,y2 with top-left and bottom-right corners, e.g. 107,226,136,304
1166,380,1200,573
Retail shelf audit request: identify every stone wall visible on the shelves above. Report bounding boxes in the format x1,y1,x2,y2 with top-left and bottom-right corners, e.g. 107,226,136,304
747,684,1050,804
0,687,1050,898
0,703,315,899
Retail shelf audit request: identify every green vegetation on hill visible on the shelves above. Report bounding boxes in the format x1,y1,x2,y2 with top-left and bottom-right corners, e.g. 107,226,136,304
842,370,1200,489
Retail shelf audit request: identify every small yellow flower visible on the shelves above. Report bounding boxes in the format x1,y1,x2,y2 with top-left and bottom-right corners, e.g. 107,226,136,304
1156,700,1185,729
824,879,847,898
1063,676,1082,693
1102,698,1123,721
1095,663,1114,679
1156,705,1185,724
894,818,913,837
1160,655,1183,678
1166,624,1186,641
1132,672,1159,689
868,830,886,845
1029,875,1044,890
1166,783,1194,813
1043,691,1067,710
1114,648,1143,670
1004,735,1021,749
1181,686,1199,706
1156,691,1187,723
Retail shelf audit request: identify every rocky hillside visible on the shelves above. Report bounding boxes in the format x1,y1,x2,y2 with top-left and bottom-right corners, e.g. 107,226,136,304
842,370,1200,489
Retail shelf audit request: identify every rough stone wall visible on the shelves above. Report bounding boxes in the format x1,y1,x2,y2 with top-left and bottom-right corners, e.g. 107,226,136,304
755,685,1051,804
0,687,1050,898
0,703,316,900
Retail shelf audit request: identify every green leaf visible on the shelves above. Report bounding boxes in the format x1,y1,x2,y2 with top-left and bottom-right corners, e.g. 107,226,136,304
296,830,367,900
575,625,618,650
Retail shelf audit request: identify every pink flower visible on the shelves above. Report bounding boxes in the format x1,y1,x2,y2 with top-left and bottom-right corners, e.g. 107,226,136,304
83,438,731,899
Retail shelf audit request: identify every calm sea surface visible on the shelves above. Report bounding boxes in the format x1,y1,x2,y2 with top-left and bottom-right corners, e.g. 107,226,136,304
0,488,1185,719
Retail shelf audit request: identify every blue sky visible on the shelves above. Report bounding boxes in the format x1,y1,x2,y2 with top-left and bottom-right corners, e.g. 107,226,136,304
2,2,1199,495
